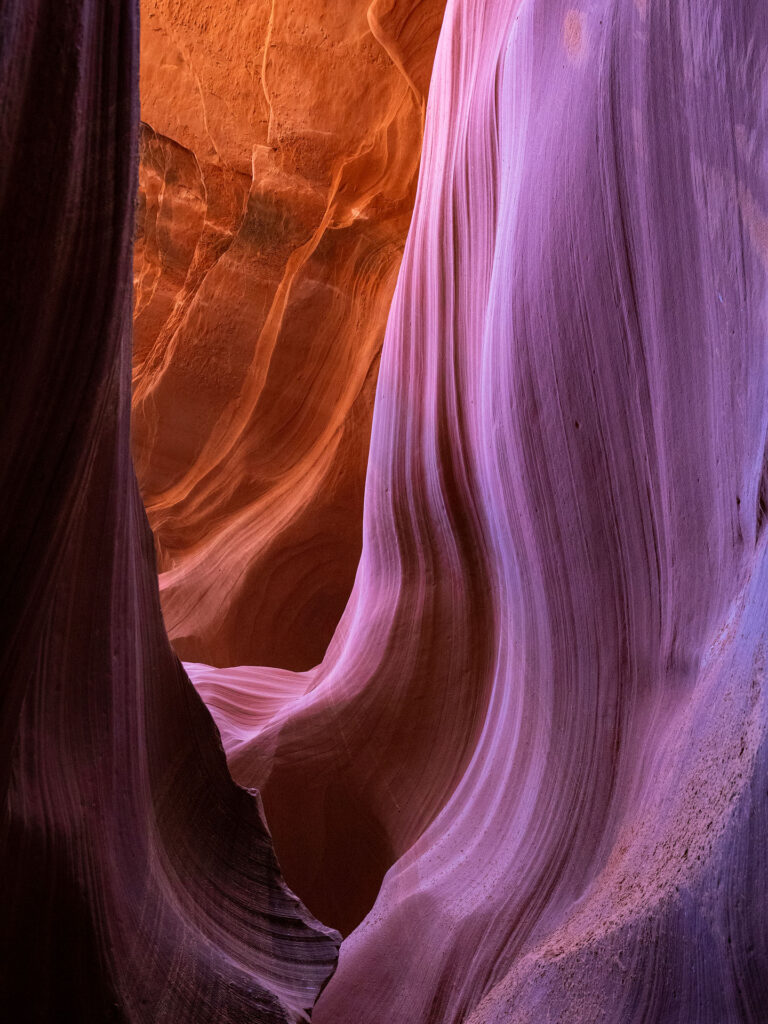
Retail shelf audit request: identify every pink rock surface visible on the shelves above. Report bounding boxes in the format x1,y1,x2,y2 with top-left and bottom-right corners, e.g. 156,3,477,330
191,0,768,1019
3,0,767,1021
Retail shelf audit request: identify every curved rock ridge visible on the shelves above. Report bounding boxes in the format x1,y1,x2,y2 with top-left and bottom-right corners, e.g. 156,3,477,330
132,0,446,671
0,3,339,1021
190,0,768,1018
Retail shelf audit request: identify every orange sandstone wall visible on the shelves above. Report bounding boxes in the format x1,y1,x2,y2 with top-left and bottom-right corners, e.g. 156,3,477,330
132,0,445,670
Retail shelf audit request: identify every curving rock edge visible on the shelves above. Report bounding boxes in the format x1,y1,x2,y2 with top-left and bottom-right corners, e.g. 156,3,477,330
192,0,768,1021
2,0,768,1023
0,3,339,1022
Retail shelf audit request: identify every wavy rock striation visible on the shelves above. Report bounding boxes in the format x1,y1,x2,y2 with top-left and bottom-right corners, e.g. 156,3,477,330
0,3,338,1021
133,0,445,671
191,0,768,1019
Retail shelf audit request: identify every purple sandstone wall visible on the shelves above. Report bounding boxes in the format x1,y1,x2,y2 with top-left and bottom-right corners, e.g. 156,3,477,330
194,1,768,1021
1,0,767,1022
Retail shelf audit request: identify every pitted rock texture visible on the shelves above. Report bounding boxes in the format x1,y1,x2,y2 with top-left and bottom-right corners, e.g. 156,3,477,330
132,0,445,671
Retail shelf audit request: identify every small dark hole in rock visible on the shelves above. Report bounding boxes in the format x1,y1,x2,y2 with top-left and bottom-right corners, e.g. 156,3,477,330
757,440,768,539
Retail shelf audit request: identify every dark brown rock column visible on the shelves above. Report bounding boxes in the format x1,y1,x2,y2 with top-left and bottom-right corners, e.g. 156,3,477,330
0,3,338,1020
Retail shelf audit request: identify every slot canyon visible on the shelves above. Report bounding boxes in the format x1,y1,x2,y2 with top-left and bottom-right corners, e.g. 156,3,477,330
2,1,768,1022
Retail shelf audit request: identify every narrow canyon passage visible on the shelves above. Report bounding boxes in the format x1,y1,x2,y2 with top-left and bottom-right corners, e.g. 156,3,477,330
2,1,768,1023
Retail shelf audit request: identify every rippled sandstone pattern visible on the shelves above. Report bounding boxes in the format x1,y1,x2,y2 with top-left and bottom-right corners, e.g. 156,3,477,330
192,0,768,1019
4,0,768,1022
133,0,446,671
0,3,338,1020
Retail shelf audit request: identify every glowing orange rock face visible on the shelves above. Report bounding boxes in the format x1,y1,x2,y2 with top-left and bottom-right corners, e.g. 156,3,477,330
132,0,445,671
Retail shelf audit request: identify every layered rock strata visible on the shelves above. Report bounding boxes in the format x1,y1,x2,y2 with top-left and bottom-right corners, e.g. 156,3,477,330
133,0,445,670
0,3,338,1020
3,0,767,1022
192,1,768,1020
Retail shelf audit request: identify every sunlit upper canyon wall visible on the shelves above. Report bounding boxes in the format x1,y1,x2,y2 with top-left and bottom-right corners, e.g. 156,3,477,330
132,0,445,670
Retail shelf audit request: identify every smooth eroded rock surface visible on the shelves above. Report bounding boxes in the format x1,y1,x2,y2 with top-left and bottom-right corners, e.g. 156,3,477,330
0,3,339,1020
190,1,768,1019
4,0,767,1022
132,0,445,671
